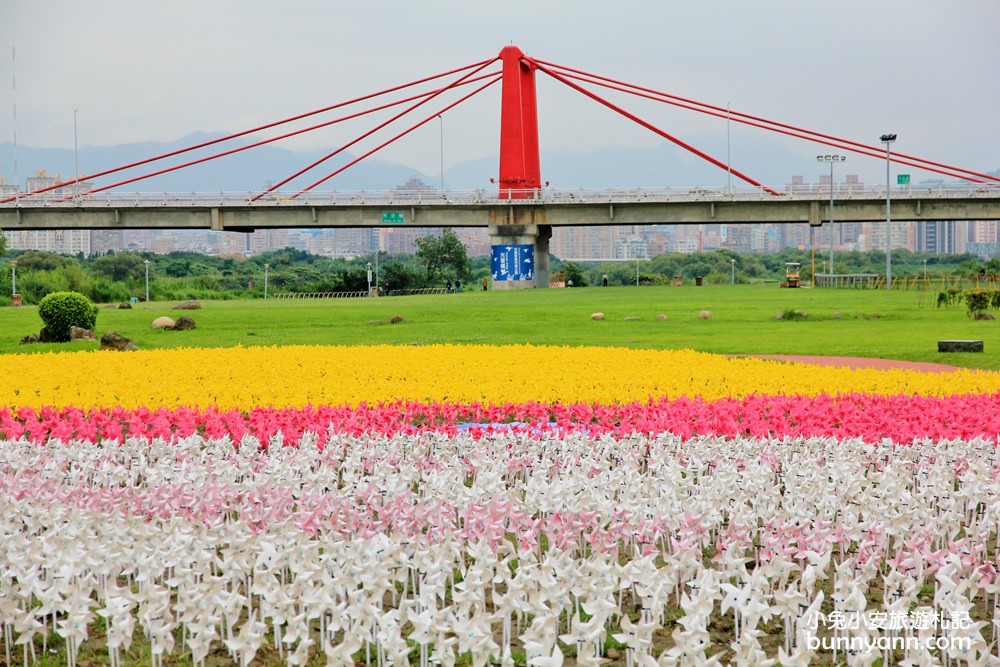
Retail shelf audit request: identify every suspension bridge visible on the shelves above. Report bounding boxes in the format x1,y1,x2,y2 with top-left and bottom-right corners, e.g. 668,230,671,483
2,46,998,288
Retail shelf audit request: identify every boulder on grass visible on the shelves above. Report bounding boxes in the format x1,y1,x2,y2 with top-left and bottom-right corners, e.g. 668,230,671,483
172,300,202,310
39,327,56,343
101,332,138,352
698,310,713,320
70,326,98,342
173,316,197,331
389,315,405,324
656,314,668,321
152,316,176,330
19,334,39,345
118,302,133,309
591,312,606,320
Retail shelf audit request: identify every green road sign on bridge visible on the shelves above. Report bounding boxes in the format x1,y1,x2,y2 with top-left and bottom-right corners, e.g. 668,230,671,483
381,211,405,224
897,174,910,185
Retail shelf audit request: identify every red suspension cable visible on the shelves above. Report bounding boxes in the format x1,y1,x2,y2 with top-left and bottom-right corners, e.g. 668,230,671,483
526,58,780,195
290,76,501,197
536,58,1000,184
0,57,498,204
552,69,992,185
252,57,500,201
59,72,500,201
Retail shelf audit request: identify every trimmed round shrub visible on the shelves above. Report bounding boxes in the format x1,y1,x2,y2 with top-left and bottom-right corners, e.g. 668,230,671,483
38,291,99,342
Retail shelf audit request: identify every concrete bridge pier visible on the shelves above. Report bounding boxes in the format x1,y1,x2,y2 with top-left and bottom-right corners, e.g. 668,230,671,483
488,221,551,289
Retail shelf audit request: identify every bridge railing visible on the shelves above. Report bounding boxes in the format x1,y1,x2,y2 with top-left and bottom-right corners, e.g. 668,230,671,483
2,183,996,208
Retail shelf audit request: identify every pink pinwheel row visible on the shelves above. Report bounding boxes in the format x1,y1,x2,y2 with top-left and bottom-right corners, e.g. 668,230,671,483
0,465,669,551
3,391,1000,445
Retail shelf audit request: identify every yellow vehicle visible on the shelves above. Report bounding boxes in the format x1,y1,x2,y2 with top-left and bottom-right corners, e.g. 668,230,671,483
784,262,801,288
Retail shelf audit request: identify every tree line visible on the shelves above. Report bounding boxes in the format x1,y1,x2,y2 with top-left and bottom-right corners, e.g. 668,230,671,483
0,227,995,305
562,248,992,287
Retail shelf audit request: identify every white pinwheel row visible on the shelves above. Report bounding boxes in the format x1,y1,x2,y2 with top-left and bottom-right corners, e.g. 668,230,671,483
1,432,999,665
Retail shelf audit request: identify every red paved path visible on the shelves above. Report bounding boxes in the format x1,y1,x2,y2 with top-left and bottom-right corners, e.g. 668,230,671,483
742,355,962,373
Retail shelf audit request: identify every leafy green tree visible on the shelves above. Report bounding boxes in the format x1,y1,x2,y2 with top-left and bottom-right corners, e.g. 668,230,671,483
562,262,588,286
38,291,98,341
92,252,147,282
13,250,70,271
414,229,471,283
381,261,423,293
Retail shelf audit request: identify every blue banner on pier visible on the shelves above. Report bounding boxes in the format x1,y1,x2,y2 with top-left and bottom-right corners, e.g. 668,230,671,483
491,244,534,282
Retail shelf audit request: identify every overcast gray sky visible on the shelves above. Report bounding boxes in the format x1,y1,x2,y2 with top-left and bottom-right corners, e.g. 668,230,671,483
2,0,998,187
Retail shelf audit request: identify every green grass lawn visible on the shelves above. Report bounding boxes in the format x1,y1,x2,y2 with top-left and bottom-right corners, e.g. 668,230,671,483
1,284,996,368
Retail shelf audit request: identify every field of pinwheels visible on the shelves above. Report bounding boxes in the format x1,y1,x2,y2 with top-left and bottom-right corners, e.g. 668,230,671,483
3,292,1000,665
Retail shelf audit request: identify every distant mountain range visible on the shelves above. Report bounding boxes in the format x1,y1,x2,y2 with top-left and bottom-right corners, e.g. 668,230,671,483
2,132,988,194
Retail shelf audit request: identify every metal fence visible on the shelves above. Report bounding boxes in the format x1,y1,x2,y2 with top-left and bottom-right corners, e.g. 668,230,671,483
274,287,449,299
813,273,994,290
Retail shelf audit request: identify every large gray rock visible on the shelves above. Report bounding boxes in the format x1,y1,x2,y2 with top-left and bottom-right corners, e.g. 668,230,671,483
173,316,197,331
172,300,202,310
101,331,138,352
19,334,39,345
70,326,98,342
152,316,176,330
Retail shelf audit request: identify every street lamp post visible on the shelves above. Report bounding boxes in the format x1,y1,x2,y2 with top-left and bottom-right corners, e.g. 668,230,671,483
143,259,150,303
923,258,928,280
731,258,735,285
367,262,373,297
10,260,16,296
73,108,79,192
817,154,846,278
264,263,270,300
881,133,897,291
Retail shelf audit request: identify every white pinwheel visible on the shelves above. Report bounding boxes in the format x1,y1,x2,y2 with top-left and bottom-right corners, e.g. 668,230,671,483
223,609,267,667
529,644,564,667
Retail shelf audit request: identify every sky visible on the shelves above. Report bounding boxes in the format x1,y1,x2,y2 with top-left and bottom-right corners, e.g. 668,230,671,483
2,0,998,189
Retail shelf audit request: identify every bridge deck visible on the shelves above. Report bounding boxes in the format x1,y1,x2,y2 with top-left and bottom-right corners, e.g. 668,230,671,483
1,185,998,230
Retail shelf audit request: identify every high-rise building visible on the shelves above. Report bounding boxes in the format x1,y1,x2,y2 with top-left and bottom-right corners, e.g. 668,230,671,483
0,176,17,199
4,170,96,255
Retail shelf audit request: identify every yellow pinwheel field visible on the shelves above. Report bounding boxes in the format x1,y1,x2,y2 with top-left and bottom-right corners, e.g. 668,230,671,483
3,344,999,410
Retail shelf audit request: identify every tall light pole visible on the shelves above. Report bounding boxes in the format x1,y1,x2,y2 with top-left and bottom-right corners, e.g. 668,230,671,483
263,263,270,300
817,154,846,277
438,114,445,192
730,258,735,285
73,108,79,191
10,260,16,297
881,133,896,291
143,259,150,303
367,262,373,297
